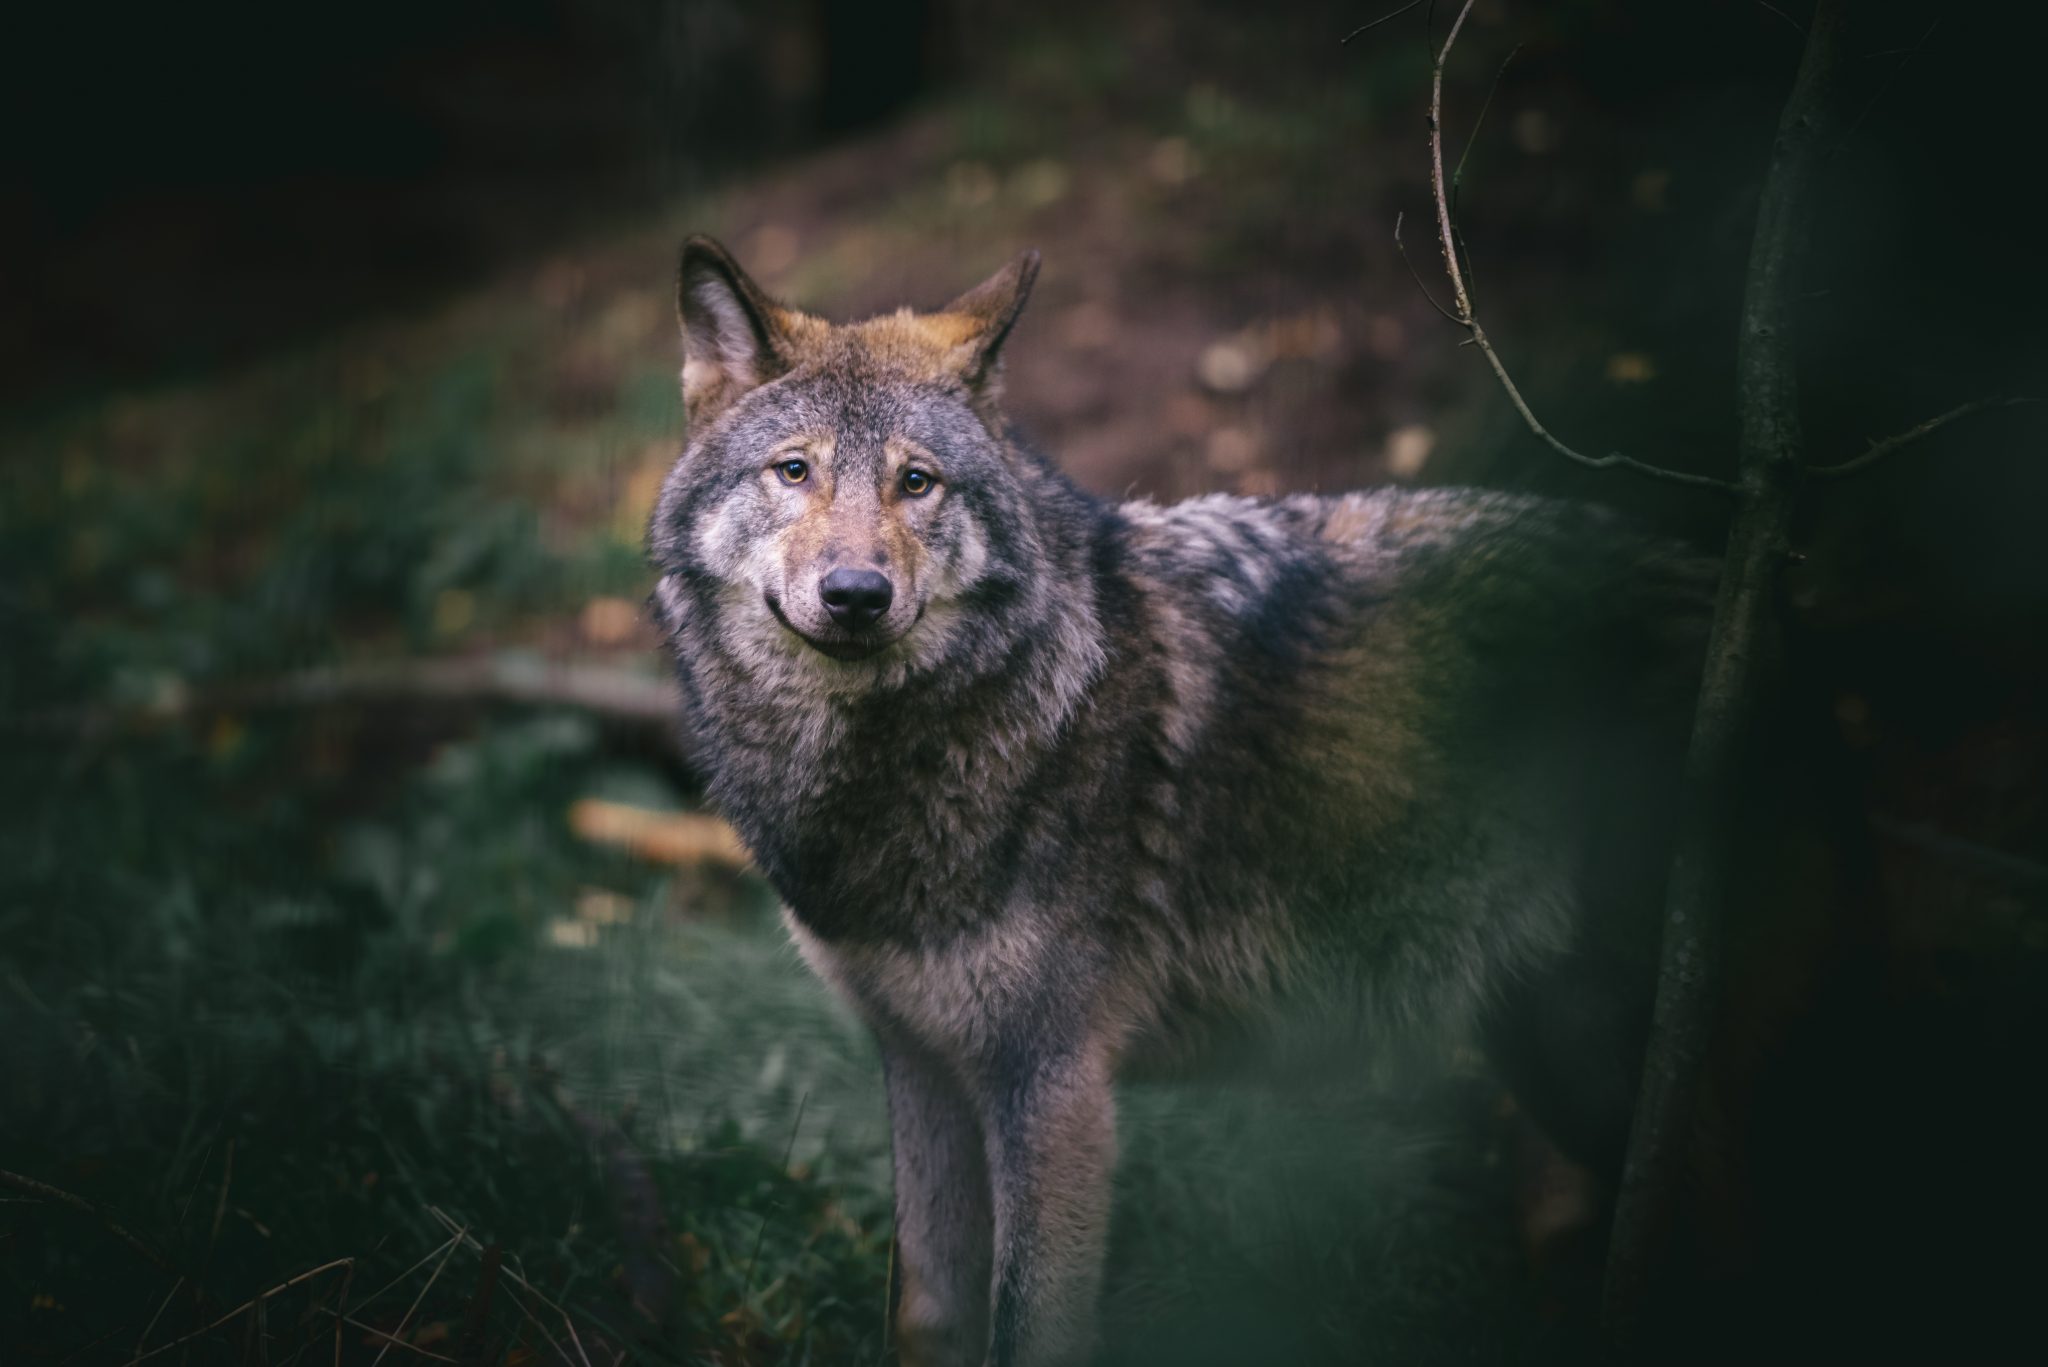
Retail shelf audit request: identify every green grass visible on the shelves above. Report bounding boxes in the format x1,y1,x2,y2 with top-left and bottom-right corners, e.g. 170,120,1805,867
0,696,897,1362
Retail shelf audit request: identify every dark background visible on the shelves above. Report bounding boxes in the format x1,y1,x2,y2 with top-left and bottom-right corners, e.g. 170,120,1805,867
4,2,2043,1362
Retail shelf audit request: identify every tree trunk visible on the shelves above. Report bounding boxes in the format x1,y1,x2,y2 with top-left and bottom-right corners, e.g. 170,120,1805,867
1600,0,1846,1345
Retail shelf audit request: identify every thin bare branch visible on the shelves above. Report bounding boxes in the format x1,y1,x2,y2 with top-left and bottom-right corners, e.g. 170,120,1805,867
1393,212,1463,324
343,1230,467,1321
1418,0,1737,493
1754,1,1805,36
881,1235,898,1354
1869,814,2048,892
742,1091,809,1305
118,1259,353,1367
369,1231,464,1367
1428,1,1478,319
1809,396,2036,479
1474,345,1742,491
427,1209,591,1367
1341,0,1427,45
1453,224,1481,309
0,1169,183,1281
1845,14,1941,140
201,1139,234,1293
1451,43,1522,214
312,1313,460,1364
134,1278,184,1358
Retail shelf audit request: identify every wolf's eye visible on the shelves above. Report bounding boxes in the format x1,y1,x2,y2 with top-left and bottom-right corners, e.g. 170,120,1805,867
902,469,933,497
775,459,809,485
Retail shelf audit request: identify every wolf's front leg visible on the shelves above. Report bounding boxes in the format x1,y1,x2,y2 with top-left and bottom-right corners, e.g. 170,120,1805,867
978,1047,1117,1367
883,1039,993,1367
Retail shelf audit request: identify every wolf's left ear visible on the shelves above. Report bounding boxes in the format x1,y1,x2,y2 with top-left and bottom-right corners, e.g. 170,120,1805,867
677,236,798,428
937,249,1041,395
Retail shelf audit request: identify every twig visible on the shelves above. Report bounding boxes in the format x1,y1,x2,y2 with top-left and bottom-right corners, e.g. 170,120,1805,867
1392,212,1463,324
118,1258,353,1366
1808,396,2037,479
741,1091,810,1306
1869,815,2048,892
312,1313,461,1363
250,1289,269,1365
1453,225,1481,314
1341,0,1427,44
201,1139,235,1294
457,1243,503,1363
1427,0,1479,319
427,1209,591,1367
369,1229,465,1367
344,1230,467,1321
0,1169,183,1280
1450,43,1522,218
134,1277,185,1358
881,1234,898,1355
1844,14,1941,142
1417,1,1738,493
442,1270,575,1367
173,1139,216,1240
1754,0,1805,36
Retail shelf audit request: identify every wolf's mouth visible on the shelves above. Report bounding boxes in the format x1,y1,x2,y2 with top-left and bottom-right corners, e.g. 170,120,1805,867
763,592,892,662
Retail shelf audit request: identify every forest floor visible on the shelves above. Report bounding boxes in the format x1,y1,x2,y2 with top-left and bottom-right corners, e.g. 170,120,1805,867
0,8,1675,1362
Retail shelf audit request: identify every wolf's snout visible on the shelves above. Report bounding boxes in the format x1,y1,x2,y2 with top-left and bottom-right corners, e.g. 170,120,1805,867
819,567,893,628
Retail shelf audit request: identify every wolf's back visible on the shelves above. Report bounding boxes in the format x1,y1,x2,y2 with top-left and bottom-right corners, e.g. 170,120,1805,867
1304,486,1713,677
1107,486,1711,1057
1116,485,1714,741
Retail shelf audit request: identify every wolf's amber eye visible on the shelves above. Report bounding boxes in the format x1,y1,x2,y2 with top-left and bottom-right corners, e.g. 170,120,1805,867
775,459,809,485
902,469,933,497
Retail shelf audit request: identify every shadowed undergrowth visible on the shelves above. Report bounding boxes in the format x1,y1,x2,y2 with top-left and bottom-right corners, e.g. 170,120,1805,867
1,697,1560,1363
1,701,1556,1363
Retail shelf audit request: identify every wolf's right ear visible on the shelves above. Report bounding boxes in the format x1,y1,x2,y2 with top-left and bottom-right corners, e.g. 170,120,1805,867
937,249,1041,395
677,236,796,428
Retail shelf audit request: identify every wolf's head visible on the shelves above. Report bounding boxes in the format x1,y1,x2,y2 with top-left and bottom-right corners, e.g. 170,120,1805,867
650,237,1078,694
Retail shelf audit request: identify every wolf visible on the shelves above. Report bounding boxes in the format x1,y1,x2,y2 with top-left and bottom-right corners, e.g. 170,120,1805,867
647,237,1711,1366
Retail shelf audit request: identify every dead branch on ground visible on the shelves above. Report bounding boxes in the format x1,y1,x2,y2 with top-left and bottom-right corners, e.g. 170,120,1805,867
6,652,701,767
0,1168,185,1282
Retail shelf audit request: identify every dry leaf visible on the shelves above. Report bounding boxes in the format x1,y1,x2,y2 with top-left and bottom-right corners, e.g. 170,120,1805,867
568,798,751,868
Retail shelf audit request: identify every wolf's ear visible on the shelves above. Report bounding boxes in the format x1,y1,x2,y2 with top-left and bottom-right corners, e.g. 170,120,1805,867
677,236,796,428
937,249,1041,395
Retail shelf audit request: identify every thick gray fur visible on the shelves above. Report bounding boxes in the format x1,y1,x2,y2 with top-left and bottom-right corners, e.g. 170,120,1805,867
648,238,1712,1366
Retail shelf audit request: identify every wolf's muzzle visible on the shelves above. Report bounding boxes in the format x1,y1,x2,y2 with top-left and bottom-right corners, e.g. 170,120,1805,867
819,568,893,628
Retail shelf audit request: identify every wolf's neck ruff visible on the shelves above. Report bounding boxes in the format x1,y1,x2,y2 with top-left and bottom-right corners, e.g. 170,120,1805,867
669,456,1115,947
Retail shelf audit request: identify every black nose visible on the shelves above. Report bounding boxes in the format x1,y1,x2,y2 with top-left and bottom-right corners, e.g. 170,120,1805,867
818,567,893,628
